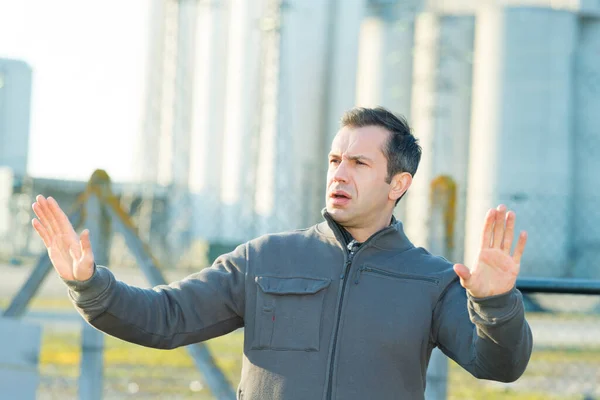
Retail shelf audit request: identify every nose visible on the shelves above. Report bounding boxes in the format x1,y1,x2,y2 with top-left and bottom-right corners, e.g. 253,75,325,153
332,160,349,183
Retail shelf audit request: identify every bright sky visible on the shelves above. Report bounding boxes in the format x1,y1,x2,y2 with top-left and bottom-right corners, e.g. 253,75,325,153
0,0,149,182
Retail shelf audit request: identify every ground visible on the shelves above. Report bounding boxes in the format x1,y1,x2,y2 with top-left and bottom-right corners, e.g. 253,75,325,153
1,263,599,399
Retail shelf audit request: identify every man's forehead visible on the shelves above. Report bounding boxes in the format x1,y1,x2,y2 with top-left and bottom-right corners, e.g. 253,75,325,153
330,126,388,155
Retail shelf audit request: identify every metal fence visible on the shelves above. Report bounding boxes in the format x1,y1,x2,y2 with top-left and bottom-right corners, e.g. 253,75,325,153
1,172,600,399
1,0,600,398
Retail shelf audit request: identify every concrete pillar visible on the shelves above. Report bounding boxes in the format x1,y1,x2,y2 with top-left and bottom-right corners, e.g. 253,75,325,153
355,14,386,109
464,6,577,276
355,0,421,223
572,18,600,279
0,59,32,178
167,0,200,255
171,0,197,189
404,12,475,263
311,0,367,224
0,167,12,251
254,0,366,235
253,0,281,235
404,12,440,249
188,0,230,243
322,0,368,145
356,0,420,115
254,0,332,235
137,0,179,186
219,0,265,242
435,16,475,263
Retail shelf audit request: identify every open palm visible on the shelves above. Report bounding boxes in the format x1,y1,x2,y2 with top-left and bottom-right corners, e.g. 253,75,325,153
454,205,527,298
31,195,95,281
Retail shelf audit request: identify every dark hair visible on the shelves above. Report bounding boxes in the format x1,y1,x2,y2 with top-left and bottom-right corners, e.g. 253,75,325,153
340,106,421,205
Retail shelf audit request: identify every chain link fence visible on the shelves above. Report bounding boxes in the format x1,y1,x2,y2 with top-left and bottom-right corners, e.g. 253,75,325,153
1,0,600,398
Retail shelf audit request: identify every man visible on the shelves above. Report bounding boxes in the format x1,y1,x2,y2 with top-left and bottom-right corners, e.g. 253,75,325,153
31,107,532,399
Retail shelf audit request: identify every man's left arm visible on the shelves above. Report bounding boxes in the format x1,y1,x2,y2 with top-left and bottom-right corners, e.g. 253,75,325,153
432,204,533,382
432,279,533,382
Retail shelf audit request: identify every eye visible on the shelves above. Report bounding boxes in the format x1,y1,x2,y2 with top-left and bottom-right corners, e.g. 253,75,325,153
356,160,366,166
329,159,340,165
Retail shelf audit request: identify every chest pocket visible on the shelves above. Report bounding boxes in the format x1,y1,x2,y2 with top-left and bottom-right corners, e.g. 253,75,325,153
251,276,331,351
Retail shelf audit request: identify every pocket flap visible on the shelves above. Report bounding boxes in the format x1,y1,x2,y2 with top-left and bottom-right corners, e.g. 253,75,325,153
255,276,331,295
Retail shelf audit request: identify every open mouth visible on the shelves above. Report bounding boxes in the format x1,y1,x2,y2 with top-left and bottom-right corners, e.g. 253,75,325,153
330,191,351,199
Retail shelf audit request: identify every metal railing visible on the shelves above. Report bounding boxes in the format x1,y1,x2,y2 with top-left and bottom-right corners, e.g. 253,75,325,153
517,278,600,295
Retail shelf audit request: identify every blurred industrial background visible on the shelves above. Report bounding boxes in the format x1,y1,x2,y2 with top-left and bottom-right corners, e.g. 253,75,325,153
1,0,600,399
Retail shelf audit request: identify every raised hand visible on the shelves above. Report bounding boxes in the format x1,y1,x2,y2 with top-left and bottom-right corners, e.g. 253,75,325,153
453,205,527,298
31,195,95,281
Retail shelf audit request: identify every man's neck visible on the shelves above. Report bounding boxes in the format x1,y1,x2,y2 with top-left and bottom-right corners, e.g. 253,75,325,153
345,225,388,243
337,215,395,244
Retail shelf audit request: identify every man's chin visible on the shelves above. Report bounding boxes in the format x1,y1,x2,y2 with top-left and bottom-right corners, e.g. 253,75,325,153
326,206,351,221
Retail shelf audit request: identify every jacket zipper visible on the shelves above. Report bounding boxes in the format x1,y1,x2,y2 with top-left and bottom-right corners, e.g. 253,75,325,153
354,266,440,285
325,226,394,400
326,239,358,400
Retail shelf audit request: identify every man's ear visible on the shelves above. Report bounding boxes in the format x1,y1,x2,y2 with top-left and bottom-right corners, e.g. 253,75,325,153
389,172,413,202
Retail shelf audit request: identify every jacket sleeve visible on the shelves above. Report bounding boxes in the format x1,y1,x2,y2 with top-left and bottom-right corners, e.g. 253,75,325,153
62,243,247,349
431,278,533,382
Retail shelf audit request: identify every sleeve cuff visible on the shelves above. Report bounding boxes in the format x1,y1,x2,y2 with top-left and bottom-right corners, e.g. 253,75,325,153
62,264,113,303
468,287,522,324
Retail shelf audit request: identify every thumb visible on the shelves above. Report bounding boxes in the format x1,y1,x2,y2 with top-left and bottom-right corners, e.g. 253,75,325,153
453,263,471,288
80,229,93,258
73,229,95,281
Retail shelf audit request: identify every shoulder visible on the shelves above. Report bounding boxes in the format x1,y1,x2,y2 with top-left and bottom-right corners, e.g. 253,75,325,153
402,246,454,271
247,225,325,251
399,246,460,288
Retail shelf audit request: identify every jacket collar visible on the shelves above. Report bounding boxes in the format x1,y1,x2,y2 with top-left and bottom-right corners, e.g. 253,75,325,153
316,208,414,252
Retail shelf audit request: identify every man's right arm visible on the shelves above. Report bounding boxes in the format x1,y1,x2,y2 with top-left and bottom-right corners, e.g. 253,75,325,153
63,244,247,349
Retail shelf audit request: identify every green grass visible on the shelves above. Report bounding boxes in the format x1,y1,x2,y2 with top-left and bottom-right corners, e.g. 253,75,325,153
447,346,600,400
37,328,600,399
39,329,244,399
0,296,75,311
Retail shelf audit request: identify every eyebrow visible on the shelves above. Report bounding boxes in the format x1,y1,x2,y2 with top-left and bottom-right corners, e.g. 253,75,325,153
328,153,374,164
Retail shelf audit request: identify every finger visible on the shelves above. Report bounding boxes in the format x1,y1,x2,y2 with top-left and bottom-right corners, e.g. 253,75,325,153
480,209,496,249
512,231,528,265
32,198,55,235
502,211,516,254
453,263,471,287
492,204,507,249
80,229,93,256
32,218,52,248
47,197,77,236
37,195,62,235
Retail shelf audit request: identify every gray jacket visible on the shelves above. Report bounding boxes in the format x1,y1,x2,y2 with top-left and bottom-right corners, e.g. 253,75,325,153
64,212,533,400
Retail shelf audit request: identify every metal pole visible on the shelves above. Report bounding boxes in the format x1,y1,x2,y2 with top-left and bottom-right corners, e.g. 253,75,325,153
78,173,113,400
102,188,236,400
425,176,456,400
79,323,105,400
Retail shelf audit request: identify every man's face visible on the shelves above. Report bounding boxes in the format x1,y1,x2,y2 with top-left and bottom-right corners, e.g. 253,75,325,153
325,125,393,227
